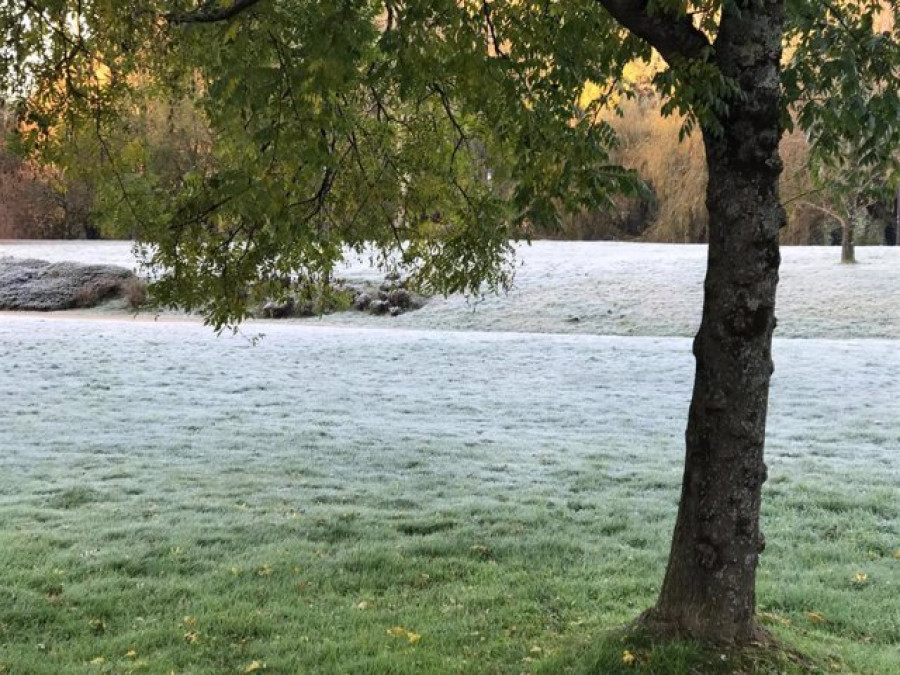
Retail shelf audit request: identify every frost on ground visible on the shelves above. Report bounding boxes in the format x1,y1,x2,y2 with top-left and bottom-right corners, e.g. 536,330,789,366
0,316,896,522
0,243,897,669
0,240,896,532
1,240,897,338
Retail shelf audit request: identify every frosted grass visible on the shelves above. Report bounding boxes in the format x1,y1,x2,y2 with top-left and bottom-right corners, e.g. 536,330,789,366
1,239,896,517
0,243,897,671
1,316,896,521
2,240,897,338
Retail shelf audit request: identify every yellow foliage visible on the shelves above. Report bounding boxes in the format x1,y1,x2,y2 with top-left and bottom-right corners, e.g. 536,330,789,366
608,97,708,243
574,96,839,244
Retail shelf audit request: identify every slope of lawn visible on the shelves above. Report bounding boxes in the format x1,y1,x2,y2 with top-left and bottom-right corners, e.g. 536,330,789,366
0,302,897,673
2,240,898,339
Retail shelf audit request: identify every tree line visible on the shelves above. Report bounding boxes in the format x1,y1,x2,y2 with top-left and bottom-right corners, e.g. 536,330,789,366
3,94,897,249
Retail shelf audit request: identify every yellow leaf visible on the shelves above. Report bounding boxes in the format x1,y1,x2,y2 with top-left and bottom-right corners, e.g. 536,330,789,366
387,626,408,637
406,631,421,645
853,572,869,584
89,657,105,665
183,630,199,644
807,612,826,624
257,564,273,577
125,649,137,658
357,601,371,610
622,650,636,666
892,550,900,560
759,611,791,626
182,615,197,627
243,661,263,673
530,646,543,654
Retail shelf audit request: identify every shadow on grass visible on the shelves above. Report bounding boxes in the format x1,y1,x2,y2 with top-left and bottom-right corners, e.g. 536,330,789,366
539,625,826,675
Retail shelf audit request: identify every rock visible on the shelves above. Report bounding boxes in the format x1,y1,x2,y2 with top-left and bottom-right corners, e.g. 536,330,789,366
368,299,389,315
388,288,412,309
353,292,372,311
0,257,139,311
389,305,401,317
261,297,295,319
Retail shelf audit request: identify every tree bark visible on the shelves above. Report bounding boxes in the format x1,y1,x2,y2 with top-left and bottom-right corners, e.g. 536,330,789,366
841,220,856,264
643,1,786,643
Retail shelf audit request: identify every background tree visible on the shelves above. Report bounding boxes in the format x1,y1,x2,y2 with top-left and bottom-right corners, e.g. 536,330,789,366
2,0,898,647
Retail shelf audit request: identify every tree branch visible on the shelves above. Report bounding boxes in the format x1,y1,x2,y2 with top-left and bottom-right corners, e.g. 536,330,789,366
596,0,710,64
793,200,846,229
165,0,265,25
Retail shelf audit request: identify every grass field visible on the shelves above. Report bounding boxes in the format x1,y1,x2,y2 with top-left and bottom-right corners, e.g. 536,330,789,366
0,242,898,673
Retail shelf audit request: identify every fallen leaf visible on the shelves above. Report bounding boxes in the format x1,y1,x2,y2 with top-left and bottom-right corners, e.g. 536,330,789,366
530,646,543,654
853,572,869,584
184,630,200,644
386,626,421,644
89,657,105,665
357,601,371,610
257,564,273,577
807,612,826,624
125,649,137,658
182,615,197,627
622,650,636,666
243,660,263,673
759,611,791,626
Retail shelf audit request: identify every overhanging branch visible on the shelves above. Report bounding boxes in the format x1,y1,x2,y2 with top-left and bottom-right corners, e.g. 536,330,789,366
165,0,265,25
596,0,710,64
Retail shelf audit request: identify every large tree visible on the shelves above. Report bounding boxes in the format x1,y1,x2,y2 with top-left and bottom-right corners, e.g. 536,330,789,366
3,0,898,645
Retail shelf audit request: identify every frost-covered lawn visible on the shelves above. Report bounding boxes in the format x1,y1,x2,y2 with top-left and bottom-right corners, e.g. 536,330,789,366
2,240,898,338
0,241,898,673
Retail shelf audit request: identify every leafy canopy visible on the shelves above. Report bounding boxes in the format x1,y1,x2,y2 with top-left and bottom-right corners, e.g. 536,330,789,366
1,1,897,328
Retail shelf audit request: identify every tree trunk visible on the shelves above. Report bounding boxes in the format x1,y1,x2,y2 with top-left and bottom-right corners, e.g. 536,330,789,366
644,2,785,643
841,220,856,264
895,187,899,246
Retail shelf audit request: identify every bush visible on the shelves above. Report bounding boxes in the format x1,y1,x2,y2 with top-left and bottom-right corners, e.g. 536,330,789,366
120,277,149,309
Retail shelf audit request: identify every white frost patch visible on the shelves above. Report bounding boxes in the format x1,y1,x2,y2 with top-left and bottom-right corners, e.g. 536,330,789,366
1,240,896,338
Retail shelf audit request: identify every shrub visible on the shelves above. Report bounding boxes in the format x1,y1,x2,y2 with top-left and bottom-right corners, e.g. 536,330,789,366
121,277,149,309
